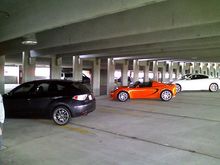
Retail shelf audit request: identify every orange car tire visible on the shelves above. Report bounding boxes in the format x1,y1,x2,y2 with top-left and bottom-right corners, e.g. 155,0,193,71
117,91,129,102
160,90,172,101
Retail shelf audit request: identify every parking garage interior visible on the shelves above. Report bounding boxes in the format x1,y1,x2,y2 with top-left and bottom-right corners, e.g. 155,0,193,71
1,0,220,164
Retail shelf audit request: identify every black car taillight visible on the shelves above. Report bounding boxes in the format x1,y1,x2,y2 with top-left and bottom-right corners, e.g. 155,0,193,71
72,94,94,101
72,94,88,101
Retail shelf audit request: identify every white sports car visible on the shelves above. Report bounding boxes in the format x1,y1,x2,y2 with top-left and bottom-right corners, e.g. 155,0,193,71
172,74,220,93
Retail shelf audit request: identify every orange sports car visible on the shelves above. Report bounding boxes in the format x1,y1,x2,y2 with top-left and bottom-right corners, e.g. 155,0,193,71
110,81,176,102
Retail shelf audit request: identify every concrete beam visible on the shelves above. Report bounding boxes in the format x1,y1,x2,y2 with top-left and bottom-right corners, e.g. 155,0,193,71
1,0,220,64
35,0,220,49
3,22,220,59
0,0,159,42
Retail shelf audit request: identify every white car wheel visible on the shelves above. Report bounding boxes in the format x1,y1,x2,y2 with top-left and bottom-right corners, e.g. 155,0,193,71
160,90,172,101
117,91,129,102
175,84,181,93
209,83,218,92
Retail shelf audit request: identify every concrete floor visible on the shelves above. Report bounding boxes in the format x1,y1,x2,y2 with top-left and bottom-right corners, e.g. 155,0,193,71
0,92,220,165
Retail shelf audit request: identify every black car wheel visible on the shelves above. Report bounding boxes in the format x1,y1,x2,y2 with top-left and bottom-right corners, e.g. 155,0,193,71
52,106,71,125
176,84,181,93
160,90,172,101
117,91,129,102
209,83,218,92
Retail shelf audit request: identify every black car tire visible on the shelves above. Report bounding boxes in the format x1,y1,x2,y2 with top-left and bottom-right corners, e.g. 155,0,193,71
117,91,129,102
209,83,218,92
160,90,173,101
52,106,71,125
176,84,181,93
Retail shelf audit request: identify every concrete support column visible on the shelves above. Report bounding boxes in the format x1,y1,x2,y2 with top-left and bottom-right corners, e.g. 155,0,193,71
210,63,215,77
153,61,158,81
50,56,62,79
193,62,196,74
72,56,82,81
207,63,211,76
0,55,5,94
107,58,115,94
122,60,128,86
189,62,195,74
217,64,220,77
181,62,186,75
199,63,202,74
197,63,202,74
162,61,166,82
176,62,180,79
22,51,36,83
201,63,207,75
93,58,101,96
214,63,217,77
133,59,139,82
144,61,150,82
168,61,173,82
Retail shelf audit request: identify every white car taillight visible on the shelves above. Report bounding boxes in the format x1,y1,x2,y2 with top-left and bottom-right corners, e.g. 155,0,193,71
88,94,93,100
72,94,88,101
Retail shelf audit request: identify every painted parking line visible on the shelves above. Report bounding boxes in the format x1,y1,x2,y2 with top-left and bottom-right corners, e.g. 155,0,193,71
99,108,149,118
38,119,93,135
62,125,93,135
71,122,220,160
98,104,220,123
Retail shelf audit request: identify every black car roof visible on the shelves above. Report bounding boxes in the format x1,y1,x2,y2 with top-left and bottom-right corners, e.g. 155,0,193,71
24,79,79,84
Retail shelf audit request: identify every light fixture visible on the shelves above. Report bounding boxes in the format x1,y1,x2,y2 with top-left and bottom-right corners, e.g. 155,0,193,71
21,33,38,45
0,10,10,18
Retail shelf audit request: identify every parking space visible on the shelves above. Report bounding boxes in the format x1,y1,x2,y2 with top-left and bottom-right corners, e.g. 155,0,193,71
1,92,220,165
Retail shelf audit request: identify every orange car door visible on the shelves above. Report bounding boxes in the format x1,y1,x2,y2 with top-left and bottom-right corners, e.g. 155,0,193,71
130,87,157,98
142,87,158,98
129,87,146,98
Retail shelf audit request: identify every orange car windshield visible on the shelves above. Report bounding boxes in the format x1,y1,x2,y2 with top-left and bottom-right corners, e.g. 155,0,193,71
129,81,152,88
129,81,141,88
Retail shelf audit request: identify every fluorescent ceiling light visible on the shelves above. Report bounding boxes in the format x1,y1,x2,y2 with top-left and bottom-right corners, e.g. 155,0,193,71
21,33,38,45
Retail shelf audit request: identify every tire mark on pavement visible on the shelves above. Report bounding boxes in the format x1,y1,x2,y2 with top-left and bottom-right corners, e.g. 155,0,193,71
70,121,220,160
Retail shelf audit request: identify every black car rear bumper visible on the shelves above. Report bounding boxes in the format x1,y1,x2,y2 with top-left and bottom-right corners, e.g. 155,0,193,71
70,100,96,117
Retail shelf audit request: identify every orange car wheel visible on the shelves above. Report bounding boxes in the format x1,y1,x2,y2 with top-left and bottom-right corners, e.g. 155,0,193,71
160,90,172,101
117,91,129,102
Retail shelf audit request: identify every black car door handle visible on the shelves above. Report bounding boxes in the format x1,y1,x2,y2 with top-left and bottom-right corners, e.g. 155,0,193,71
52,96,63,99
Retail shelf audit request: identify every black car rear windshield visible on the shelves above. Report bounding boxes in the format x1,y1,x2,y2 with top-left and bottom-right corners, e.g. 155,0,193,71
70,82,90,93
49,81,90,95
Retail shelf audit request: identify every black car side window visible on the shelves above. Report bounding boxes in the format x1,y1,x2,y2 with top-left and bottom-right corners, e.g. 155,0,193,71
50,83,69,93
48,84,58,92
35,83,49,94
13,83,35,95
200,75,208,79
139,82,152,88
191,75,197,80
57,84,66,91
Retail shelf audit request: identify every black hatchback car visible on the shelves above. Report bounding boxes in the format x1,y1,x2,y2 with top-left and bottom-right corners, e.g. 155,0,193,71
3,80,96,125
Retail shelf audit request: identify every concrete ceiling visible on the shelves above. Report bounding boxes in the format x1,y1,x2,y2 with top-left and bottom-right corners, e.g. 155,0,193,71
1,0,220,65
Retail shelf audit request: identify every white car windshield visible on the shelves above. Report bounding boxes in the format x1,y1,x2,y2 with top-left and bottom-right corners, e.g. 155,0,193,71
180,74,192,80
180,74,209,80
